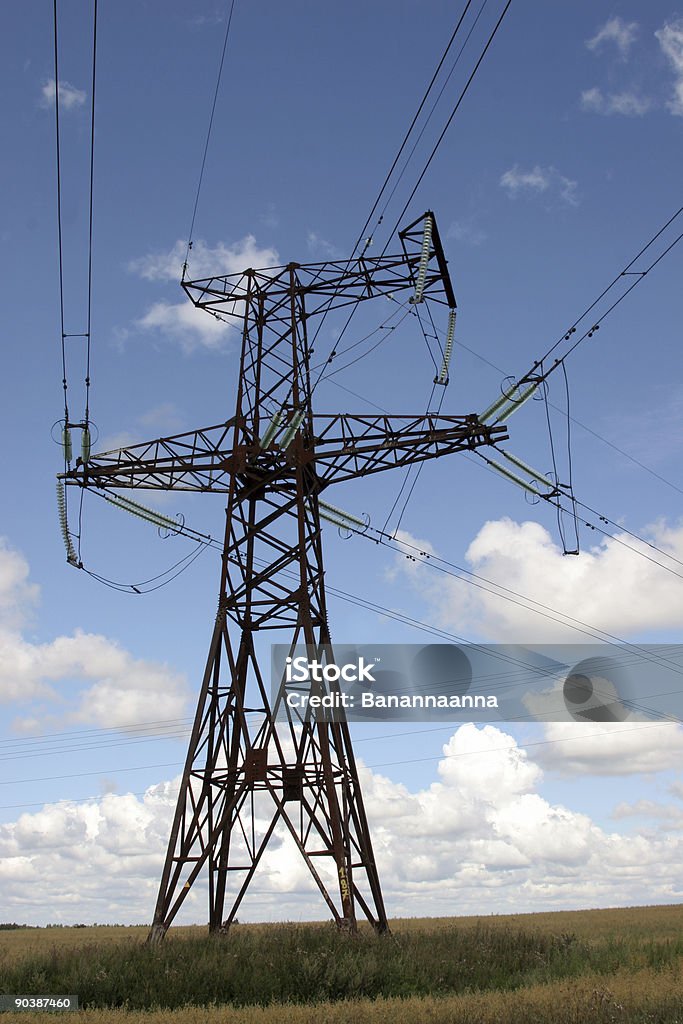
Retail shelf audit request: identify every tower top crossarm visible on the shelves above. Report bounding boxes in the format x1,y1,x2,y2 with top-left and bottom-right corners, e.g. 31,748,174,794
183,212,456,318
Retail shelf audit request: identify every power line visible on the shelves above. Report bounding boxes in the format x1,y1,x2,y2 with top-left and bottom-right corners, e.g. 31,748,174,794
0,721,677,812
384,0,513,245
515,206,683,388
183,0,237,275
350,0,477,261
52,0,67,425
84,0,98,428
368,0,490,244
309,2,499,394
83,476,683,682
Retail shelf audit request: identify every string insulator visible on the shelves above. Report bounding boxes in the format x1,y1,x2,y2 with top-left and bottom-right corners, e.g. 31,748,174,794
409,214,433,304
62,426,73,463
56,480,78,565
105,493,181,533
259,409,284,450
479,385,519,423
486,458,551,498
318,500,367,529
491,381,539,424
497,449,553,486
279,409,305,449
319,509,350,529
81,426,92,463
435,308,456,385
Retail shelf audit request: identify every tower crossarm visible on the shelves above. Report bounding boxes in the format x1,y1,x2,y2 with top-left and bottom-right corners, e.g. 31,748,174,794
58,419,239,492
182,212,456,320
308,413,508,484
58,414,508,493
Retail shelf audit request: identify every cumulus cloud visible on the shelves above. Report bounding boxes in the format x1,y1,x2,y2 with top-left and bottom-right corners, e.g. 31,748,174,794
581,87,652,116
586,17,639,58
306,231,342,260
129,237,278,282
136,299,231,352
389,518,683,643
612,798,683,828
0,540,188,727
537,722,683,776
2,724,683,924
0,541,39,629
656,19,683,116
40,78,86,110
130,236,279,352
499,165,578,206
447,220,487,246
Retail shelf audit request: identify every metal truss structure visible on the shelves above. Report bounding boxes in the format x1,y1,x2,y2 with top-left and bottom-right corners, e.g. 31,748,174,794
60,212,507,941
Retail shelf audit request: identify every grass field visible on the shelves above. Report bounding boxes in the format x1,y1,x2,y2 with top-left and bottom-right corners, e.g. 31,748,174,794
0,905,681,1023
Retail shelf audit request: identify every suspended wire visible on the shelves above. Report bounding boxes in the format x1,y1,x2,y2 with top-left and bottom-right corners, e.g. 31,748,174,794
515,206,683,388
363,526,683,678
320,309,413,379
457,333,683,497
310,301,408,372
82,541,209,595
540,368,568,553
349,0,476,263
561,361,580,553
381,381,442,535
183,0,237,276
84,0,98,426
52,0,68,425
473,449,683,585
87,480,683,678
384,0,513,245
370,0,489,243
2,720,679,811
308,1,495,399
310,0,512,418
327,378,390,415
52,0,99,566
393,387,446,535
365,721,678,773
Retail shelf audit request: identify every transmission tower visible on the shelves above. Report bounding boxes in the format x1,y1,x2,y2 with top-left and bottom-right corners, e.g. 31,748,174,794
60,212,507,940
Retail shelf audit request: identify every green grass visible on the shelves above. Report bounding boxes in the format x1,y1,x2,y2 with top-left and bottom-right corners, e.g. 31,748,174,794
1,917,682,1011
1,907,682,1021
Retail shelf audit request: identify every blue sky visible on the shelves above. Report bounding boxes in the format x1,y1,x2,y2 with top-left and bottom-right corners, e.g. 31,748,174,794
1,1,683,925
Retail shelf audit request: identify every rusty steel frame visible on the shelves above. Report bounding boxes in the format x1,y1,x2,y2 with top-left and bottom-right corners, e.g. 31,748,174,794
61,213,507,941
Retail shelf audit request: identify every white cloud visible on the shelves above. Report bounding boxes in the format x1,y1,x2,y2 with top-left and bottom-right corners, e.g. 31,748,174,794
499,165,578,207
306,231,342,260
136,299,231,353
392,518,683,643
537,722,683,776
129,236,278,282
0,541,38,629
0,540,188,727
581,87,652,116
656,19,683,116
612,798,683,828
130,237,279,352
40,78,86,110
670,780,683,799
586,17,639,58
2,724,683,924
447,220,487,246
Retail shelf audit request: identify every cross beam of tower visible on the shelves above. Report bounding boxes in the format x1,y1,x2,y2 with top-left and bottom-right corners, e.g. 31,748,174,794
60,213,507,940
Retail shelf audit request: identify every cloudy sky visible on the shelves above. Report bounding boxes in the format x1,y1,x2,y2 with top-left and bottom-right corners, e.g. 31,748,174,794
1,1,682,925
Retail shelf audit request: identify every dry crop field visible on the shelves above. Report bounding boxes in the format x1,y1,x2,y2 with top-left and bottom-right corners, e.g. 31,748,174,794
0,905,681,1023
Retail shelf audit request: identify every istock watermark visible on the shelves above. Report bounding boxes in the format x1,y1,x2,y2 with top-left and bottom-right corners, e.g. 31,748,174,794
271,643,683,722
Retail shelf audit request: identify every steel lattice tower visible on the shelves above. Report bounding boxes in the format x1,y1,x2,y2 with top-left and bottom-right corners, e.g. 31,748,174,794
61,213,507,940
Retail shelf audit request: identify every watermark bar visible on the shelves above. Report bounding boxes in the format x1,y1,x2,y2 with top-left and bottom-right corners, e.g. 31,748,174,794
271,643,683,722
0,996,79,1012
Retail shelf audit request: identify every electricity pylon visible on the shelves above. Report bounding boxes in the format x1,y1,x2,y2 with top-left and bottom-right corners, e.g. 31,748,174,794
60,213,507,941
